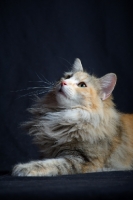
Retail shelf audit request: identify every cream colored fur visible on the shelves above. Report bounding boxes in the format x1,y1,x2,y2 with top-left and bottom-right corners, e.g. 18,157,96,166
12,58,133,176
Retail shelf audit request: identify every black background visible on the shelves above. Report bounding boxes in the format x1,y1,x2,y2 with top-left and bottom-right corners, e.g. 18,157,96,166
0,0,133,174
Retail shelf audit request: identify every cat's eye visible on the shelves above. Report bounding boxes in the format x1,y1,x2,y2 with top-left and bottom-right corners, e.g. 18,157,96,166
65,75,72,79
78,82,87,87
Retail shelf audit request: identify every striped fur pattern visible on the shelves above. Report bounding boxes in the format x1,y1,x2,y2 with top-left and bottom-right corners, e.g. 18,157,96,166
12,58,133,176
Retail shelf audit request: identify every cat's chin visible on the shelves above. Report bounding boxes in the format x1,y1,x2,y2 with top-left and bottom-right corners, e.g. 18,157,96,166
58,88,67,98
55,91,76,108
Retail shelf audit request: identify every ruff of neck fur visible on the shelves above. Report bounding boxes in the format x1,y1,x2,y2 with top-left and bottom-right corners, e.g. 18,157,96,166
28,106,120,146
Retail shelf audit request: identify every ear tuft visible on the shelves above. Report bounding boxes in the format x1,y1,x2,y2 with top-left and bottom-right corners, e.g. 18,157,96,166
99,73,117,100
72,58,83,73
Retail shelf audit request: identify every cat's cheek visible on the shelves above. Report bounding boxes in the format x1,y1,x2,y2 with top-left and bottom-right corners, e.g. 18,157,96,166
73,93,85,106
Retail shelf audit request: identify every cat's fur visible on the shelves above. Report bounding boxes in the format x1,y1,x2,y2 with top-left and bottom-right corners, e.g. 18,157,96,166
12,58,133,176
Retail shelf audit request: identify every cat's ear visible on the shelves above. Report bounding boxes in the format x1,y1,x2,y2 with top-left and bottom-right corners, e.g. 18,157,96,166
99,73,117,100
72,58,83,73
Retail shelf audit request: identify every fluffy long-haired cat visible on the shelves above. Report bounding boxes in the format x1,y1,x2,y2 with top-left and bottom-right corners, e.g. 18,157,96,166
12,58,133,176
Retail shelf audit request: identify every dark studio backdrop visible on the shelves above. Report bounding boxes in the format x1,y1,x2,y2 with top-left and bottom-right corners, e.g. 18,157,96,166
0,0,133,172
0,0,133,199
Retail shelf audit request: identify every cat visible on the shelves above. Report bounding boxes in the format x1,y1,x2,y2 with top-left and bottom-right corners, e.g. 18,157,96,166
12,58,133,176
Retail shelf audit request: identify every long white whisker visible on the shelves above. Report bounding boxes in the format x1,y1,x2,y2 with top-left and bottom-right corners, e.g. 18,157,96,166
27,87,51,89
42,80,53,85
11,86,52,93
41,74,52,84
13,72,55,99
36,73,54,86
39,85,53,88
35,73,48,85
17,89,47,99
36,91,48,96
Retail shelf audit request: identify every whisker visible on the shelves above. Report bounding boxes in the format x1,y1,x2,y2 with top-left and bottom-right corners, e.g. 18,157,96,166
42,80,53,85
41,74,52,84
36,91,49,96
27,87,51,89
11,86,52,93
35,72,49,85
36,73,54,86
12,72,54,99
16,89,47,99
39,84,53,88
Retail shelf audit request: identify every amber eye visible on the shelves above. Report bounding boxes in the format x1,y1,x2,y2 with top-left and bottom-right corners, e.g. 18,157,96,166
78,82,87,87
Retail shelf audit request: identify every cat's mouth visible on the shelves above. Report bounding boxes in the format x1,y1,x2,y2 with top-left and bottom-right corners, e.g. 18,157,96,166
58,88,67,98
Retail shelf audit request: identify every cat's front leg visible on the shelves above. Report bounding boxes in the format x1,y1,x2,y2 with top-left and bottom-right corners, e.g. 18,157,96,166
12,156,84,176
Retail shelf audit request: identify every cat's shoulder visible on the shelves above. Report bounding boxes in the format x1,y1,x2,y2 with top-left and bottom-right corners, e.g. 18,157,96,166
121,113,133,122
120,113,133,136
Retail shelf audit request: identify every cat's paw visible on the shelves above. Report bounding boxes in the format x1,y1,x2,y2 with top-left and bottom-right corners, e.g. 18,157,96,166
12,163,34,176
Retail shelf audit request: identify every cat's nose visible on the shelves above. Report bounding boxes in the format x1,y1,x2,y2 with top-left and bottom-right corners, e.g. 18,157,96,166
61,81,67,86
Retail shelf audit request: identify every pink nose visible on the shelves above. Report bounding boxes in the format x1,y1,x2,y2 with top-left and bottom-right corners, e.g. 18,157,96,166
61,81,67,86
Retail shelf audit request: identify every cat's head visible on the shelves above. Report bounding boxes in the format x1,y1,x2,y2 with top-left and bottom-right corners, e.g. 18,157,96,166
55,58,117,110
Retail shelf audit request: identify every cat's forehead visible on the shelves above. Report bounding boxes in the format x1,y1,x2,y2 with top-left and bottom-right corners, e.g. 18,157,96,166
74,71,90,81
65,71,91,83
62,71,99,88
